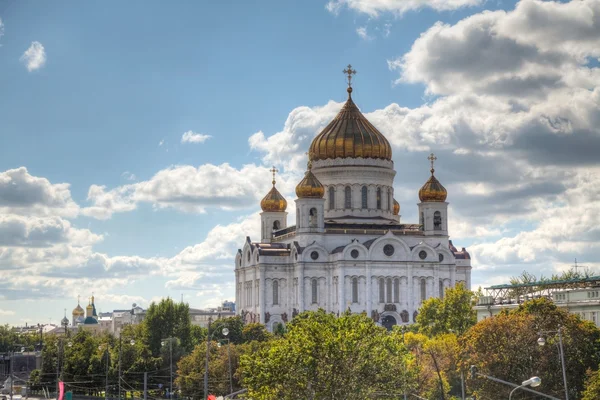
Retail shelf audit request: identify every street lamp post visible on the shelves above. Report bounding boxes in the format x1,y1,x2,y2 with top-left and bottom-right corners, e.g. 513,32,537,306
538,325,569,400
509,376,542,400
217,338,233,394
161,338,175,399
203,317,229,400
118,335,135,400
98,344,109,400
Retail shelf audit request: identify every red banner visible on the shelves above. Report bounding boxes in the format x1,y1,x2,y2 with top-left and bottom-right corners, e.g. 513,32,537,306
58,381,64,400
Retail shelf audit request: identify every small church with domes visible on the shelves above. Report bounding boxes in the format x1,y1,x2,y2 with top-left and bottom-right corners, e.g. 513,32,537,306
235,67,471,331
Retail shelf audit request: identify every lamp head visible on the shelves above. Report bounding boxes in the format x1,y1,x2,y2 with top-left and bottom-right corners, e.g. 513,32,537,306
537,337,546,346
130,339,135,346
522,376,541,388
222,327,229,336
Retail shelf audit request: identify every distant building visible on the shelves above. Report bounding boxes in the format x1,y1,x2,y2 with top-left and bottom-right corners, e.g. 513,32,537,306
189,305,235,328
475,275,600,327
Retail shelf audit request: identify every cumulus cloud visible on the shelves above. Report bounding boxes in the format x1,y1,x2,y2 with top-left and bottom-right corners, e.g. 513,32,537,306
20,41,46,71
326,0,482,17
83,163,297,219
181,131,212,144
0,167,79,218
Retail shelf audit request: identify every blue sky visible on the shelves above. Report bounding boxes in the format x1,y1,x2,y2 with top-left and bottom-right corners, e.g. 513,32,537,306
1,0,600,326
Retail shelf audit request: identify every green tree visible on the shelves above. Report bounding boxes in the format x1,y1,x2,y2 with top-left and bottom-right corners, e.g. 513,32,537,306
241,323,271,343
462,298,600,399
417,283,476,337
143,298,193,355
583,369,600,400
240,310,415,400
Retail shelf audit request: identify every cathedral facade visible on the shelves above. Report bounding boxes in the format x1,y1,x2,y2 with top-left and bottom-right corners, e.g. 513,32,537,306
235,76,471,331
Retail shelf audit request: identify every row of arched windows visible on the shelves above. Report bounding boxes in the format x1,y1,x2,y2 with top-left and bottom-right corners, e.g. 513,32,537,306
271,277,447,308
328,186,393,211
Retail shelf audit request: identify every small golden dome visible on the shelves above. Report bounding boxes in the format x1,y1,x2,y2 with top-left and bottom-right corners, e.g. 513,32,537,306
261,186,287,212
72,304,84,317
308,87,392,161
419,170,447,202
393,199,400,215
296,162,324,198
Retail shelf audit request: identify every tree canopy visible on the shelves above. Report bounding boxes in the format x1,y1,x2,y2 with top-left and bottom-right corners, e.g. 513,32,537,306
416,283,476,337
240,310,415,400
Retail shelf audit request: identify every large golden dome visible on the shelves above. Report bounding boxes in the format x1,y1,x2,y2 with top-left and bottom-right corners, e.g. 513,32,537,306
261,185,287,212
309,87,392,161
296,162,324,198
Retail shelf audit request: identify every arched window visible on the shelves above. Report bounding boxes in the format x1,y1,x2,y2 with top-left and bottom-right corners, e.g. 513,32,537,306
388,191,392,211
344,186,352,209
379,278,385,303
273,220,280,231
361,186,368,208
434,211,442,230
352,277,358,303
420,278,427,302
394,278,400,303
439,280,444,299
296,208,299,227
420,212,425,230
376,188,382,209
273,280,279,305
309,208,317,228
311,279,318,304
328,187,335,210
386,278,392,303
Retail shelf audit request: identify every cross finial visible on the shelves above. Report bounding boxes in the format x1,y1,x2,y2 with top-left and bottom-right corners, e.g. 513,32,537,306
269,166,278,186
343,64,357,96
77,294,80,305
428,153,437,174
305,151,313,170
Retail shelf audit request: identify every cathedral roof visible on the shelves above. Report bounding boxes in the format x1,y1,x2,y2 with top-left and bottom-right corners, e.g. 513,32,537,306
83,316,98,325
72,304,84,317
418,154,447,202
295,162,324,199
308,87,392,162
260,169,287,212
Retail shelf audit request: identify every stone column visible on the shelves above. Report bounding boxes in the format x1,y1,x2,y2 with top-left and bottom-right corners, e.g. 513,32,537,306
259,266,265,323
407,265,414,320
299,263,305,312
450,264,456,287
466,268,472,290
339,265,346,314
433,264,440,298
366,262,372,316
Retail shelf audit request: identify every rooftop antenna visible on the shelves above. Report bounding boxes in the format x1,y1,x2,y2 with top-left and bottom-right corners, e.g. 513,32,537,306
574,258,579,274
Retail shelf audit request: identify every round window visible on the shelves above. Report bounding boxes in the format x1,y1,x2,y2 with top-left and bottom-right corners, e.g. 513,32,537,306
439,254,444,262
419,250,427,260
351,249,359,259
383,244,394,256
311,251,319,260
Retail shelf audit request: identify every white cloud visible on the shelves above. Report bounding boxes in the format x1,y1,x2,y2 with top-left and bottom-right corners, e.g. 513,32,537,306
327,0,482,17
0,309,15,316
0,167,79,218
83,163,298,219
20,41,46,72
181,131,212,144
356,26,373,40
0,18,4,43
159,139,165,146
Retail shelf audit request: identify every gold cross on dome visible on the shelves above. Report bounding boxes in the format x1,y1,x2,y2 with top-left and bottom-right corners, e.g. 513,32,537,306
428,153,437,172
269,166,278,185
343,64,357,87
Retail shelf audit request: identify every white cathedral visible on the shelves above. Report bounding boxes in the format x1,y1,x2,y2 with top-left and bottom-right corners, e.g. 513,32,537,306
235,69,472,331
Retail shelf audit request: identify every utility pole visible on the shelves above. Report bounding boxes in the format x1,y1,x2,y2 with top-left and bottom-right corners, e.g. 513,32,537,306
9,351,13,400
203,317,212,400
143,372,147,400
105,347,109,400
169,339,173,400
118,335,122,400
